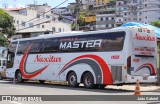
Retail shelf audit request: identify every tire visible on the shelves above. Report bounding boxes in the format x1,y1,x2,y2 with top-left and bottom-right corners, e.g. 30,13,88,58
16,71,24,83
39,80,45,84
68,72,79,87
83,72,95,89
0,73,3,80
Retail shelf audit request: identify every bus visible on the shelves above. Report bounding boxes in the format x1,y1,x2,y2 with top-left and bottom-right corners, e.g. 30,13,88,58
0,58,6,80
6,26,157,89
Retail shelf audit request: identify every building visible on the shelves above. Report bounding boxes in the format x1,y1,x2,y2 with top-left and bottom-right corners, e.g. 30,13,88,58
96,13,115,30
4,4,72,40
122,0,160,24
115,0,126,26
84,15,96,22
93,0,111,7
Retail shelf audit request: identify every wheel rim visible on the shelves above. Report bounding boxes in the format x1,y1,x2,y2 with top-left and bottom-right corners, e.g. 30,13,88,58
85,76,92,86
69,75,76,85
17,72,22,81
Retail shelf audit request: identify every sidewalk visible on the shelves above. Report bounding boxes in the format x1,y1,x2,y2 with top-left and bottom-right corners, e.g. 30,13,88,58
107,84,160,92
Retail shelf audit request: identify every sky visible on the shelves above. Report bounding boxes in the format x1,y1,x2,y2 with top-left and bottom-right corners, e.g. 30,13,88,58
0,0,75,8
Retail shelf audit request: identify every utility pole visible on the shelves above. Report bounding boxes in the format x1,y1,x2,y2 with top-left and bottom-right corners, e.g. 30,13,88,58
75,0,80,31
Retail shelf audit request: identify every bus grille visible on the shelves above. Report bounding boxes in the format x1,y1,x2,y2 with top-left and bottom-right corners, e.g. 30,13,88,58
111,66,122,82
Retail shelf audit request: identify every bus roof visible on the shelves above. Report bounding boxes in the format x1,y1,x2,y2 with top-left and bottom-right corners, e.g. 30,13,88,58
11,26,145,42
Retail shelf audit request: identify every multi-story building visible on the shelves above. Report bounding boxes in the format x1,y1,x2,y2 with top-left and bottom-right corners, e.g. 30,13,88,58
4,4,72,40
122,0,160,24
96,13,116,30
115,0,126,26
93,0,111,7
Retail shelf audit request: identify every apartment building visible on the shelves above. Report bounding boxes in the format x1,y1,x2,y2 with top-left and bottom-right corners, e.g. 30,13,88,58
122,0,160,24
93,0,111,7
96,13,115,30
5,4,72,40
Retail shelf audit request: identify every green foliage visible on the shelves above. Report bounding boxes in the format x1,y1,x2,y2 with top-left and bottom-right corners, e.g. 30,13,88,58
78,13,85,26
0,8,15,38
150,20,160,28
0,32,9,47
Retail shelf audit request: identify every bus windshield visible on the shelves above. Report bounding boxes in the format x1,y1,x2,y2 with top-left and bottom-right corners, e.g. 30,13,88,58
7,41,17,68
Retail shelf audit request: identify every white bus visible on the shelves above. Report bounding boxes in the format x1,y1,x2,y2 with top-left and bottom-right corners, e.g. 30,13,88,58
0,58,6,80
6,26,157,88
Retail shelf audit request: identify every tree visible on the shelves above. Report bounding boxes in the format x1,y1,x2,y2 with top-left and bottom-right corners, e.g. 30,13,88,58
0,8,15,38
0,33,9,47
150,20,160,28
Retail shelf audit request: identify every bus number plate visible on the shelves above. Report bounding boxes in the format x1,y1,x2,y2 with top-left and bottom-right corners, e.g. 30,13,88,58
143,76,148,80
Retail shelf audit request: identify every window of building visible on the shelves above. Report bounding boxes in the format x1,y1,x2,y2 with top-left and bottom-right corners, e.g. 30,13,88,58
59,28,61,32
101,18,103,21
42,25,45,28
46,15,50,19
106,17,108,20
37,14,40,18
52,27,55,32
133,0,137,3
21,21,26,27
37,24,40,28
17,20,19,24
29,23,33,28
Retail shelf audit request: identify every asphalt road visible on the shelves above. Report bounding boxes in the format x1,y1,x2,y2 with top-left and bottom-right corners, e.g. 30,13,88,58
0,79,160,104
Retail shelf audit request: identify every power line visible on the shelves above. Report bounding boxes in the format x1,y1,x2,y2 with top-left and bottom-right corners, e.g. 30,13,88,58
16,0,68,27
16,19,52,31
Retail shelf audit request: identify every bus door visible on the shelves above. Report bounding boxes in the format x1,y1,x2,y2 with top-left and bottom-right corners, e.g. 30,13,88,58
7,41,18,68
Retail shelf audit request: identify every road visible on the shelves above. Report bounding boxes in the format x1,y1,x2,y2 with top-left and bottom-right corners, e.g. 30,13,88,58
0,79,160,104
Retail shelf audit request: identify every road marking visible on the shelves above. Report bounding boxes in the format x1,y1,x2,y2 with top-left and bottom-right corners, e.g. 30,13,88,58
9,87,28,91
10,101,23,104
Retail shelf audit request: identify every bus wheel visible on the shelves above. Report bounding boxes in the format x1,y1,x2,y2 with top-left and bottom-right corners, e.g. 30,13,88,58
39,80,45,84
83,72,95,89
68,72,79,87
16,71,24,83
0,73,3,80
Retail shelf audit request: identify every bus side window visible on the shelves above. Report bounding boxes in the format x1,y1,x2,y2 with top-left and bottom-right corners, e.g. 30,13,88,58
17,41,31,54
43,38,59,53
29,40,43,53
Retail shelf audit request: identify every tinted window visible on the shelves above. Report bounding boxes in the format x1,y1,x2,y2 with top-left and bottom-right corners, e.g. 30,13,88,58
58,36,89,52
42,31,125,53
43,38,59,53
17,41,31,54
9,41,18,53
90,32,125,51
29,39,43,53
58,32,125,52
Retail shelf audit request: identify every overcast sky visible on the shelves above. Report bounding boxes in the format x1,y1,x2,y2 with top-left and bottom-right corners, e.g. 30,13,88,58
0,0,75,8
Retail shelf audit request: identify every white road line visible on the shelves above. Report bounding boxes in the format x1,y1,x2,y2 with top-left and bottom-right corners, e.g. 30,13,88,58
9,87,28,91
9,101,23,104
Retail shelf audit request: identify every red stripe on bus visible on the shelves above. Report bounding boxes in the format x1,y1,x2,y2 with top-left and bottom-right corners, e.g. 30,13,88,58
135,63,155,75
19,44,49,78
58,54,113,84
